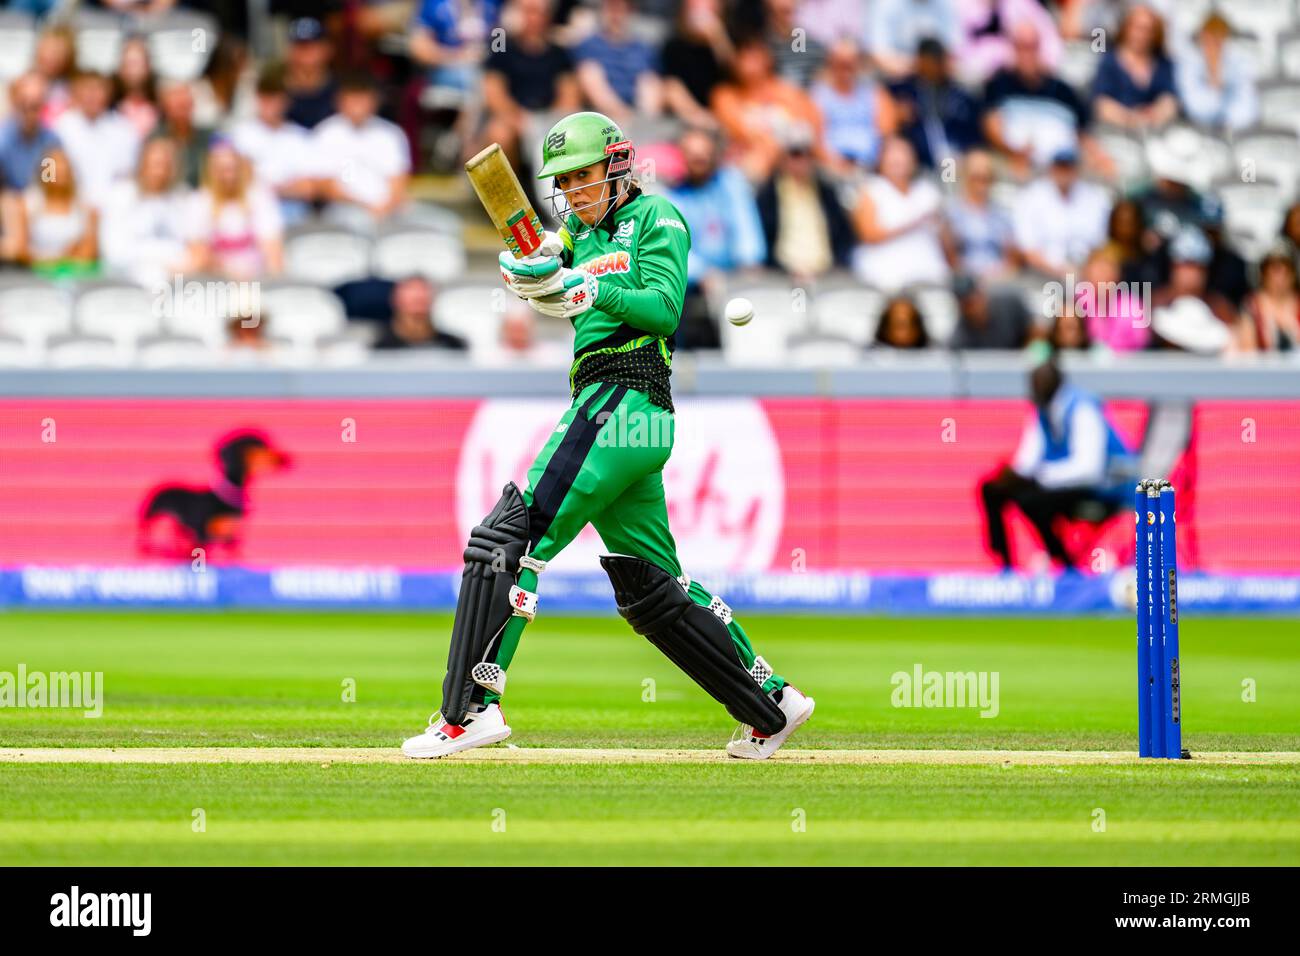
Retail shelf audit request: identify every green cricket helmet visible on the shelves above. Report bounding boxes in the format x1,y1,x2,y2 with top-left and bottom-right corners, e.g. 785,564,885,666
537,111,635,223
537,111,633,179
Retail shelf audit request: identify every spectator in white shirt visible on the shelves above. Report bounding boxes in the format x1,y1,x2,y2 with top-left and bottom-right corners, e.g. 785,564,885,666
53,70,140,210
850,136,950,292
1176,12,1258,133
230,64,319,226
187,141,284,280
1012,147,1110,278
313,73,412,230
99,136,194,288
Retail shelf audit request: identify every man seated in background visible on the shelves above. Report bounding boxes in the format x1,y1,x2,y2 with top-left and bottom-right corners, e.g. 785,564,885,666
0,73,61,192
53,70,139,210
665,126,766,349
373,275,468,351
573,0,663,123
1012,147,1109,278
314,73,412,229
480,301,571,365
979,361,1134,571
981,21,1091,178
230,64,319,226
153,79,215,189
888,38,982,170
481,0,581,176
756,127,854,283
284,16,338,130
764,0,826,88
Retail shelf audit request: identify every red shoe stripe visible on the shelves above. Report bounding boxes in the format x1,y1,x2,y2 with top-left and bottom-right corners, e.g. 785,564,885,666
441,722,466,739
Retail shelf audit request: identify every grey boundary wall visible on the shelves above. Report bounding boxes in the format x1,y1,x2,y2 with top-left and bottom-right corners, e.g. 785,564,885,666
4,353,1300,398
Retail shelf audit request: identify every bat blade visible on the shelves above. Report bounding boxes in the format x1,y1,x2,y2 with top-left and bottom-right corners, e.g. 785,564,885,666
465,143,545,258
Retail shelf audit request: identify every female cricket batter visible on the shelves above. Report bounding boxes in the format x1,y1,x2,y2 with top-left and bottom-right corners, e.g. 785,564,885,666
401,112,813,759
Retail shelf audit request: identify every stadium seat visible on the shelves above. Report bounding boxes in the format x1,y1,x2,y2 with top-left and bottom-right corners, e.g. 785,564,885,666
145,10,220,82
0,11,35,81
1221,0,1296,67
371,229,468,282
284,224,373,286
1225,29,1272,78
159,280,238,349
909,284,960,344
1231,126,1300,199
1091,125,1148,187
0,332,38,367
1278,28,1300,78
317,336,371,367
45,334,130,368
0,280,73,347
72,9,124,74
433,282,503,355
1212,175,1288,247
257,283,346,348
814,286,887,345
73,282,160,348
392,202,465,239
1058,40,1102,91
788,335,862,367
1257,79,1300,132
136,335,214,368
1168,0,1215,37
718,285,803,365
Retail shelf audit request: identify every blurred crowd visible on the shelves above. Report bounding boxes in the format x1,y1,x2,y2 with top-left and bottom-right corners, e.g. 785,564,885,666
1,0,1299,368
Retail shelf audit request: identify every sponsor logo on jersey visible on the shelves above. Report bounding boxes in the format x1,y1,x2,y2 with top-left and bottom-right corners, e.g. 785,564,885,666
655,216,687,233
612,219,635,247
578,251,632,276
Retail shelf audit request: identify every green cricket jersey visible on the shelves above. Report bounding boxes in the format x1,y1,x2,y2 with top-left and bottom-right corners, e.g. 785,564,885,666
558,187,691,411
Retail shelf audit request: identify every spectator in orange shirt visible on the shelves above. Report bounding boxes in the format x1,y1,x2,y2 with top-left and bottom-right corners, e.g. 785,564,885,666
711,34,825,183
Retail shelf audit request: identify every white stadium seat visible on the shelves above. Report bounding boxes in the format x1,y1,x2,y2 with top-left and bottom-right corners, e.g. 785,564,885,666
1213,176,1288,247
718,285,805,366
814,287,887,345
1231,126,1300,200
788,335,862,367
433,283,503,355
257,284,346,348
1278,28,1300,78
1258,80,1300,132
909,284,961,345
136,335,215,368
0,332,39,367
0,11,35,81
72,10,124,74
371,229,468,282
284,225,372,286
74,282,160,348
145,10,220,82
0,281,73,347
46,334,131,368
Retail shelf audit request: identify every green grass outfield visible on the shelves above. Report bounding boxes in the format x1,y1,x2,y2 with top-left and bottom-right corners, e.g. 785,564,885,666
1,610,1298,865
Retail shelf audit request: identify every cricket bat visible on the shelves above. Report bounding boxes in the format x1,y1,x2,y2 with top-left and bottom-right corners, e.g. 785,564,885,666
465,143,550,258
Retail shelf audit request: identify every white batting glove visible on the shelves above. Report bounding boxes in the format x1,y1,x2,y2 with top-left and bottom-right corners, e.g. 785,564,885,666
499,250,565,299
527,270,600,320
498,230,568,299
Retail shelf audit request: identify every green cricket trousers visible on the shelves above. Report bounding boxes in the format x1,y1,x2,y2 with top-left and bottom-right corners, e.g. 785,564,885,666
481,381,785,705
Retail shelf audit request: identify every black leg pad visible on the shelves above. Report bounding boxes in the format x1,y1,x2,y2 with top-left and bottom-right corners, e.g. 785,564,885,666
440,483,531,725
600,555,786,736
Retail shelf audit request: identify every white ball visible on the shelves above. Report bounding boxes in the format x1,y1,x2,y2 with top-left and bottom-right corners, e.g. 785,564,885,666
725,296,755,326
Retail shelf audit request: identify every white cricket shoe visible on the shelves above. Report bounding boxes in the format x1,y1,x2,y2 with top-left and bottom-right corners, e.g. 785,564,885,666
401,703,511,759
725,686,815,760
